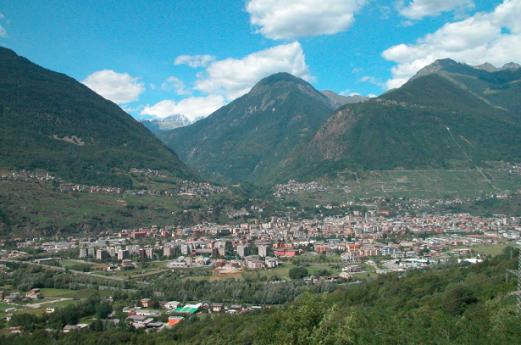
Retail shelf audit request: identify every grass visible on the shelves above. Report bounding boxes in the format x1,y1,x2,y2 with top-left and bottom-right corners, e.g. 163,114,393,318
39,288,98,299
472,243,509,257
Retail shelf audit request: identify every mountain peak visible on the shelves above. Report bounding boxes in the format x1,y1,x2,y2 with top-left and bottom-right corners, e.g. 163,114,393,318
474,63,498,72
322,90,369,108
256,72,307,85
0,46,18,56
249,72,321,100
502,62,521,71
411,58,460,80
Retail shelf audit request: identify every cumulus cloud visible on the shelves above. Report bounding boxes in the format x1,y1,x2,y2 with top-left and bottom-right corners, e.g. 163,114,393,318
398,0,474,20
140,96,225,121
383,0,521,89
161,76,191,95
83,70,144,104
144,42,311,120
246,0,366,40
195,41,310,100
174,54,215,68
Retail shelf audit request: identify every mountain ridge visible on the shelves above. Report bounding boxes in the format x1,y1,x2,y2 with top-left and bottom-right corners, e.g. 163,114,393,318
161,72,335,183
277,59,521,182
0,47,193,187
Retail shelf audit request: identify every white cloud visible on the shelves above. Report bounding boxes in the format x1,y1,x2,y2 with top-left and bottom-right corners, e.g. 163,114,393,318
246,0,366,40
143,42,311,120
398,0,474,20
383,0,521,89
140,95,225,121
195,41,310,100
174,54,215,68
83,70,144,104
161,76,191,95
360,75,385,89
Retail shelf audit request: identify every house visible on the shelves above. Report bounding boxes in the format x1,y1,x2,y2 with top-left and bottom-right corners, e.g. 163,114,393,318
4,292,21,303
63,324,89,333
210,303,224,313
265,257,278,268
164,301,180,310
245,256,265,269
273,248,298,257
8,326,22,334
166,316,184,328
140,298,153,308
25,289,42,299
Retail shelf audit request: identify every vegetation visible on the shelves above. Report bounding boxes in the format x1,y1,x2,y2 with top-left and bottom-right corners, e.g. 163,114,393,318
161,73,334,183
0,47,192,188
281,67,521,182
288,266,308,280
2,248,519,344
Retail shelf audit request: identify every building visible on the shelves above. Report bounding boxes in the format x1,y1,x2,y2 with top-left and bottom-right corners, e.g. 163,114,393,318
236,244,248,258
210,303,224,313
166,316,184,328
257,244,270,258
164,301,180,310
273,248,298,257
117,249,130,261
245,256,265,269
140,298,153,308
265,257,278,268
25,288,42,300
145,247,154,259
79,248,88,259
163,245,174,258
96,249,109,261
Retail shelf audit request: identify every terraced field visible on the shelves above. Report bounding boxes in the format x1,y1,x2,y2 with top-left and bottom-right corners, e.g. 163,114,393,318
281,167,521,205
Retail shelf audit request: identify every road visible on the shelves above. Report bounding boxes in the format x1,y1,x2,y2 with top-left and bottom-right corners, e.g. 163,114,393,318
0,258,126,282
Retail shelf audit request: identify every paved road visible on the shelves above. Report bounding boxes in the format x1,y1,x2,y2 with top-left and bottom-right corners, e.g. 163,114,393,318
26,297,73,309
0,259,126,282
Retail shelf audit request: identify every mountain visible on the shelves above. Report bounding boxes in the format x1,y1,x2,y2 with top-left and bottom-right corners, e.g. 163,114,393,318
161,72,335,183
278,59,521,181
0,47,192,188
322,90,369,109
142,114,192,134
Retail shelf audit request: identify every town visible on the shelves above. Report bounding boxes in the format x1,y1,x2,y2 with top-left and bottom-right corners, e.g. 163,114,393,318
1,206,519,334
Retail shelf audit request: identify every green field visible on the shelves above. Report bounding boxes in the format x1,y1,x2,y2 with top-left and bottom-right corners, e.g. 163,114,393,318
472,243,510,257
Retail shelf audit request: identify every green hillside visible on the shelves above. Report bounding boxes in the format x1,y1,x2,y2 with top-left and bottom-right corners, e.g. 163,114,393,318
0,47,192,188
279,60,521,182
161,73,334,183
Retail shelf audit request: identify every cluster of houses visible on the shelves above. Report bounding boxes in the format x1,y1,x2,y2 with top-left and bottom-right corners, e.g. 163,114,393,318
122,299,262,331
273,179,328,197
0,288,42,304
0,170,55,182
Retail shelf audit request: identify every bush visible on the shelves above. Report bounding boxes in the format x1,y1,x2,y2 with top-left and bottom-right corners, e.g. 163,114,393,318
289,266,309,280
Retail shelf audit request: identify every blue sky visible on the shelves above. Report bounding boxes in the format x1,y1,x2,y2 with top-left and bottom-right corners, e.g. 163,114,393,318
0,0,518,121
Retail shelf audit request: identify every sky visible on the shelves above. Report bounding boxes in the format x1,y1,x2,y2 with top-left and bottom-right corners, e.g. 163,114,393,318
1,0,519,121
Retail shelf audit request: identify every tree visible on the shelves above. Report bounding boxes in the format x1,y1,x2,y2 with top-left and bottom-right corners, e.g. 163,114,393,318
289,266,309,280
96,302,112,319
